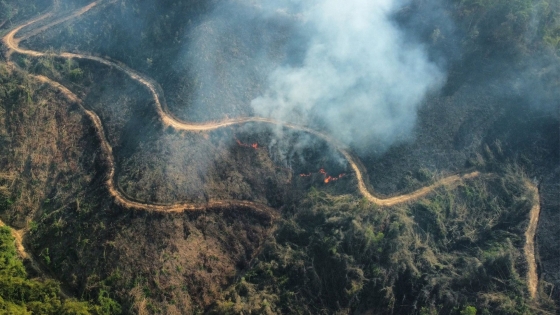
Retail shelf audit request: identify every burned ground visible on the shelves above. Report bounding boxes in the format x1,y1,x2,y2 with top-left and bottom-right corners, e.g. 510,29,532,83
0,0,558,314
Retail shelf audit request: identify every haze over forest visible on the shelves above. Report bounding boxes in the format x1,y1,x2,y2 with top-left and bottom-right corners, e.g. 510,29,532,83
0,0,558,314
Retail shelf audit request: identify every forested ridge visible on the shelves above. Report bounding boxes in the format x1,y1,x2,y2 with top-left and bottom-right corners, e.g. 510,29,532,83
0,0,558,314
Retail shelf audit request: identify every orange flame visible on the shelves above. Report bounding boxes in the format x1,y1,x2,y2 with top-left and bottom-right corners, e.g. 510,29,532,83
235,138,258,149
299,169,346,184
324,173,346,183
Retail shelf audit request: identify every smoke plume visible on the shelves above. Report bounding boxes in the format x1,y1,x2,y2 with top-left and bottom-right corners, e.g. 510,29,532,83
184,0,446,154
250,0,445,152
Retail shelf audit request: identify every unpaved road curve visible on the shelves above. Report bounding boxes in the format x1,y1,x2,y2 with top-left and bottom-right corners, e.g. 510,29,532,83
1,0,542,299
0,219,48,284
2,3,481,211
0,218,72,297
29,75,278,217
3,1,99,58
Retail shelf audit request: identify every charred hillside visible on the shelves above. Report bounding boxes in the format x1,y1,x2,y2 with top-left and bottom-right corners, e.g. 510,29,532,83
0,0,558,314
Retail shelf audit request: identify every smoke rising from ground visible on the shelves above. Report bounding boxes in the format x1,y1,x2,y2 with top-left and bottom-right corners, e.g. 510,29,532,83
184,0,445,154
250,0,445,152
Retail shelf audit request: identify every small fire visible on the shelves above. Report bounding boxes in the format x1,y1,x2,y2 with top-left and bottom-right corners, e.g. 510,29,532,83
324,173,346,183
235,138,258,149
299,169,346,184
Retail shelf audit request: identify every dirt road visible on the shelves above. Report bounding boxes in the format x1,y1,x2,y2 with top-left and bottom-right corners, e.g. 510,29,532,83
524,181,541,299
1,0,542,299
2,6,481,211
0,219,27,259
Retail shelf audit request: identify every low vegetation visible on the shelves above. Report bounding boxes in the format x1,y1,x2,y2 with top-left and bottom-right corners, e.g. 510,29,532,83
0,0,558,313
211,166,556,314
0,226,120,314
0,0,49,28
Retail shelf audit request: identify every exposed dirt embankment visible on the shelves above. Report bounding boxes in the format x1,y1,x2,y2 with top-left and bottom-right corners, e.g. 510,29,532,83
524,180,541,299
0,219,26,259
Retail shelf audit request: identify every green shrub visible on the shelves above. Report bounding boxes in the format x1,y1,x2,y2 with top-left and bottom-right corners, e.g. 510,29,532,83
460,306,477,315
0,226,120,314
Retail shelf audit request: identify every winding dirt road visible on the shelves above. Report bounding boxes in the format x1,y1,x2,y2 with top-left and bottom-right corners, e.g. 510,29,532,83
1,1,542,299
2,3,481,213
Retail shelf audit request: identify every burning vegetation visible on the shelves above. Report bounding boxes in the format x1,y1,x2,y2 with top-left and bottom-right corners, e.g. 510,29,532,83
0,0,557,314
300,168,346,184
235,137,259,149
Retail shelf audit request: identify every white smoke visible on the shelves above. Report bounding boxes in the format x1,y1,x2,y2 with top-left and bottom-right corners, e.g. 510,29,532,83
251,0,445,152
182,0,446,154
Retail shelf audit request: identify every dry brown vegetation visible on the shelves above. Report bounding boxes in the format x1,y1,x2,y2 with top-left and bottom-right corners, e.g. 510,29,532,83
4,4,488,216
0,60,279,313
0,63,93,228
0,0,557,314
210,167,556,315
